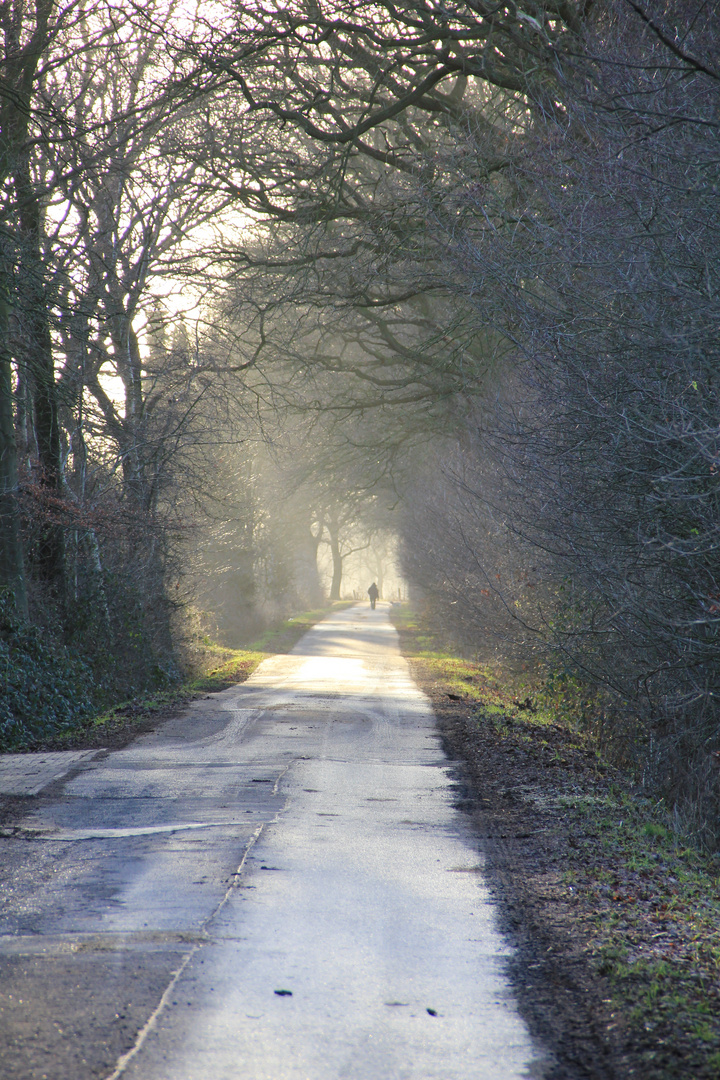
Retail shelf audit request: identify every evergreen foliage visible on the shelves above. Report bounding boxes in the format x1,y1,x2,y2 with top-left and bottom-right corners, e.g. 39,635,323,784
0,593,95,747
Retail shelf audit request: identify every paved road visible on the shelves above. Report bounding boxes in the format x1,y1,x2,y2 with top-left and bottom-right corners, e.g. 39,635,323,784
0,604,545,1079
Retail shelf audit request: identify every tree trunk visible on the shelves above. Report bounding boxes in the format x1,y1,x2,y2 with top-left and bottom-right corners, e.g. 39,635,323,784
294,515,324,605
327,511,343,602
15,156,65,595
0,271,28,617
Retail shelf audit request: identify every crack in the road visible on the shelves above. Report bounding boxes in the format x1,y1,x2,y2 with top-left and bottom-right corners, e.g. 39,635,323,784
102,758,299,1080
0,931,210,955
1,821,256,841
103,823,266,1080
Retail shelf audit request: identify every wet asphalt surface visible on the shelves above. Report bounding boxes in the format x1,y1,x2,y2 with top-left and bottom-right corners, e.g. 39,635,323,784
0,604,546,1079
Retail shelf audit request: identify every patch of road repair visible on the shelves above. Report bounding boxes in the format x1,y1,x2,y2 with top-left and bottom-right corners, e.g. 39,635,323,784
0,750,104,795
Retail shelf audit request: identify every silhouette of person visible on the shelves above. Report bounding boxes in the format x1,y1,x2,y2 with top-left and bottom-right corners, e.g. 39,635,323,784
367,582,379,610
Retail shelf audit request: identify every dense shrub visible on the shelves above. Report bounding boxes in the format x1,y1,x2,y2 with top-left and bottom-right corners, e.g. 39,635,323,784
0,593,96,747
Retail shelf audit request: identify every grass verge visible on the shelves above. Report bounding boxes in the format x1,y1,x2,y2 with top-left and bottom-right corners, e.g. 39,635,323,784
392,604,720,1080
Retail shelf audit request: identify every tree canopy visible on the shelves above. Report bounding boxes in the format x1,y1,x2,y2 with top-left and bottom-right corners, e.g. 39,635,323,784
1,0,719,841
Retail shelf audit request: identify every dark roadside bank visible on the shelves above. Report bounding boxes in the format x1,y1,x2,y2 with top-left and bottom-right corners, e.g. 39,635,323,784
392,604,720,1080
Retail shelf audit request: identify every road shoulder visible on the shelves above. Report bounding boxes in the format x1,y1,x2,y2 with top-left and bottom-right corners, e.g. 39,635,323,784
393,610,720,1080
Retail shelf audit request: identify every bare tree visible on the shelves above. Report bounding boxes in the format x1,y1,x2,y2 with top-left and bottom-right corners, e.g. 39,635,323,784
193,1,720,836
389,1,720,839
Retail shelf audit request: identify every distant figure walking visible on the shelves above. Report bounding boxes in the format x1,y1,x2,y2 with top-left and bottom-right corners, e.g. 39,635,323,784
367,582,379,610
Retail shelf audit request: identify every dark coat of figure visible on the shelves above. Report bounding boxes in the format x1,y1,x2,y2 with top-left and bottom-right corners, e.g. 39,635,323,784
367,582,379,609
